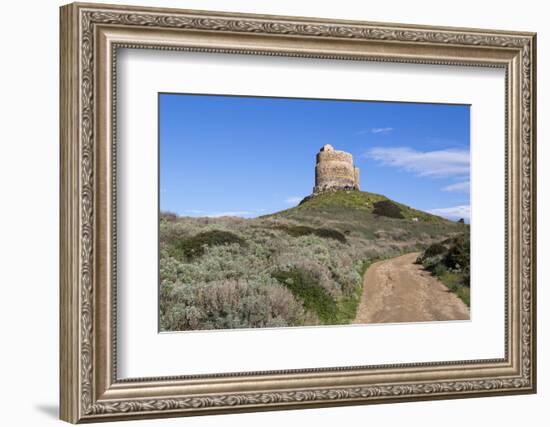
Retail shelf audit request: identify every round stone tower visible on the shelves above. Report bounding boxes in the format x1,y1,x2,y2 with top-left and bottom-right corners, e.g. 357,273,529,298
313,144,360,193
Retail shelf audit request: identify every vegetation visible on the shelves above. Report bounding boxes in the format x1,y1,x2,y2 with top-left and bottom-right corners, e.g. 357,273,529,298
273,224,347,243
423,242,447,258
372,200,404,219
160,190,467,331
272,268,338,323
168,229,246,260
416,233,470,306
283,190,451,224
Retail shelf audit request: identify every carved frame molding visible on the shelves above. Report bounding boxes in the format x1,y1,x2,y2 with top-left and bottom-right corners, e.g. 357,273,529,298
60,2,536,423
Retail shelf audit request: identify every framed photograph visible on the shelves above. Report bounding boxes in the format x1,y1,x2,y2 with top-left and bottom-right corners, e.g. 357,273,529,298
60,2,537,423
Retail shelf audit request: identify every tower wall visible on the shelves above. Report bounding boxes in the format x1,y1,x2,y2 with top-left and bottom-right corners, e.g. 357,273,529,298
313,145,359,193
354,166,360,191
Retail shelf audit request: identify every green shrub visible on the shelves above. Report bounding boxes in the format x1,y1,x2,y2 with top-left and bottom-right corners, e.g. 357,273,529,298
420,256,441,272
418,232,470,306
275,224,347,243
336,293,361,324
461,264,470,288
440,272,470,306
432,263,447,277
160,278,306,331
372,200,404,219
443,234,470,271
424,242,447,258
160,211,178,222
173,230,246,259
315,228,347,243
275,224,316,237
272,268,338,324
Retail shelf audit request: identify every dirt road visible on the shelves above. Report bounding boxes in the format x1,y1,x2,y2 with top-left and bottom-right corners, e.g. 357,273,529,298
353,252,469,324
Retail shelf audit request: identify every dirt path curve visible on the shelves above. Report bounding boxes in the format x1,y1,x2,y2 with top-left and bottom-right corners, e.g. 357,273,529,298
353,252,469,324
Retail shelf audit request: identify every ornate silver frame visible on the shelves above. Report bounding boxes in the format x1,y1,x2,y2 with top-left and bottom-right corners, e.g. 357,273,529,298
60,2,537,423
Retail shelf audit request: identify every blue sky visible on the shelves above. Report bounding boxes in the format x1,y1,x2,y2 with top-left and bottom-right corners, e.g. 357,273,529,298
159,93,470,221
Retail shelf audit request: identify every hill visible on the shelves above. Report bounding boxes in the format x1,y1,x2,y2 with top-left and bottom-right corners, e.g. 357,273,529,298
265,190,463,242
278,190,450,223
159,190,467,332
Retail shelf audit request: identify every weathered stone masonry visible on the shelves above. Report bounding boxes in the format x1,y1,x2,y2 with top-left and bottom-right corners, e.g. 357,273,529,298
313,144,360,193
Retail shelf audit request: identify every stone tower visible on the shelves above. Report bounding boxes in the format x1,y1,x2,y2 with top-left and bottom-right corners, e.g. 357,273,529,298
313,144,360,193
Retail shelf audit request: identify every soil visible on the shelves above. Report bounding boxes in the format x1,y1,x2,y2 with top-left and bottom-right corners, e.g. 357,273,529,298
353,252,470,324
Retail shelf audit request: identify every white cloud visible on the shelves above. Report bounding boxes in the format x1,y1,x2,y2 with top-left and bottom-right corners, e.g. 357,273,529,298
285,196,303,205
371,127,394,134
356,127,394,135
428,205,470,221
365,147,470,177
443,181,470,193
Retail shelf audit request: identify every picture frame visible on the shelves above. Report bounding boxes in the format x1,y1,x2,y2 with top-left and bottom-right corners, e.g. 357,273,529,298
59,2,537,423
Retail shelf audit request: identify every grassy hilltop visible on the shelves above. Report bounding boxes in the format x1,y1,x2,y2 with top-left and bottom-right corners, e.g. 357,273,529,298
268,190,456,236
160,190,467,331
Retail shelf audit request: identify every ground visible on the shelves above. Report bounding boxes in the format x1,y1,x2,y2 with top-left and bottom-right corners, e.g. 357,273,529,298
160,191,468,331
353,252,470,324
